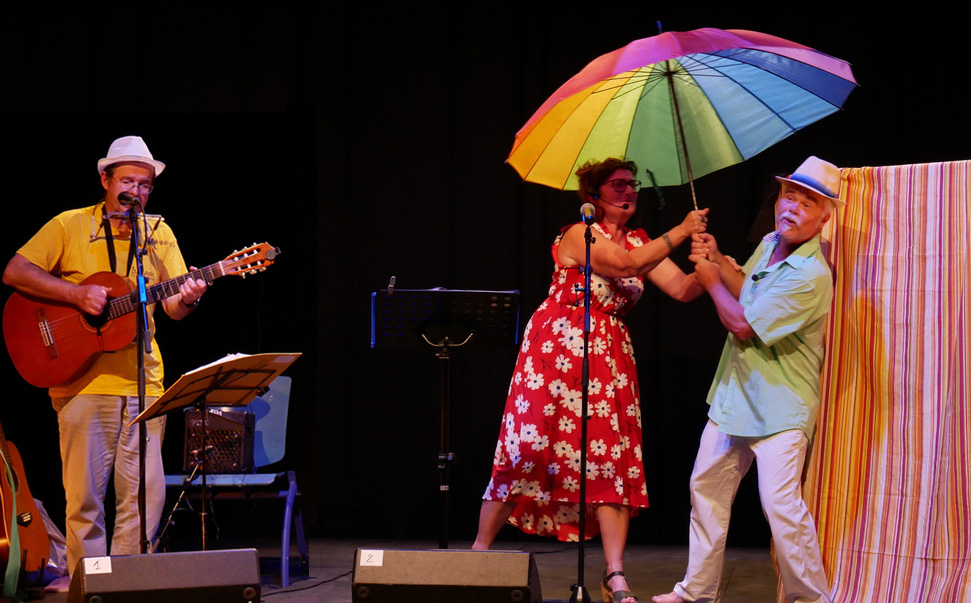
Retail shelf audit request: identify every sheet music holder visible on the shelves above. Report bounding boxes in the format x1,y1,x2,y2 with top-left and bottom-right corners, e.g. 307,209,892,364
130,352,301,426
370,287,520,549
130,351,300,550
370,288,520,349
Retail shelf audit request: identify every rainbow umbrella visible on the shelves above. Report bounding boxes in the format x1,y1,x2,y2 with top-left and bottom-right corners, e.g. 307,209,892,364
507,28,857,207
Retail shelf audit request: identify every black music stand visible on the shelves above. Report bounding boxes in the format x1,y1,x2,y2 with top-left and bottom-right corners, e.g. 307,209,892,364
131,352,301,550
371,287,520,548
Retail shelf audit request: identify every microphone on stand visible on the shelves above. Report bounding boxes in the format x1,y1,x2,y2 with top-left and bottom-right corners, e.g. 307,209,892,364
118,193,143,222
118,192,141,207
580,203,597,225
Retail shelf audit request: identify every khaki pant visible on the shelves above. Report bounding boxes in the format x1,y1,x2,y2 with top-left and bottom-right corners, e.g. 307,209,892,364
673,420,830,603
53,394,166,575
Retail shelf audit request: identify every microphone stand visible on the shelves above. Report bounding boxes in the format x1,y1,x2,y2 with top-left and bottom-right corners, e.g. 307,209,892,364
570,215,595,603
128,204,152,554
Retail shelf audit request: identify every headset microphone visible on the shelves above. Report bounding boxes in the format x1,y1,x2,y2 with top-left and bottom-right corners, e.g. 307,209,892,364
602,199,630,210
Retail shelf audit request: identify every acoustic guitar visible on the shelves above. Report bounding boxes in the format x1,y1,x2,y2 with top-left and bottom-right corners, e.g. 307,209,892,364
2,242,280,389
0,420,49,581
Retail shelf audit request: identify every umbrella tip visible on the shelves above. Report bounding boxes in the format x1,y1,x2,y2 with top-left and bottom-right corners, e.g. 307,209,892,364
657,21,663,34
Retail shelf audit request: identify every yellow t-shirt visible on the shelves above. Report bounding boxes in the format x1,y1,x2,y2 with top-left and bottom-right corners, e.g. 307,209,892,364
16,202,188,398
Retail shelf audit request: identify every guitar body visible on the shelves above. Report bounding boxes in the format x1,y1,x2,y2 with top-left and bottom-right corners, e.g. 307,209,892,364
3,242,279,389
3,272,136,389
0,439,50,579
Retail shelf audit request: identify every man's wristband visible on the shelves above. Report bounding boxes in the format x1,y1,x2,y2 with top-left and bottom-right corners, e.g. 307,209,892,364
181,296,201,308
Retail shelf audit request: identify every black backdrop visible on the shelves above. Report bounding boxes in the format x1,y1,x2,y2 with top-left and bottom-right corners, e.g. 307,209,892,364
1,3,969,552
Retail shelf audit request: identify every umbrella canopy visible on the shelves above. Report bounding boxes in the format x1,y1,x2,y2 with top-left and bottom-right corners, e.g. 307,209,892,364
507,28,857,197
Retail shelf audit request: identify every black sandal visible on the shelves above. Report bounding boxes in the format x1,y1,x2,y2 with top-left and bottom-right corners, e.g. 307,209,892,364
601,570,638,603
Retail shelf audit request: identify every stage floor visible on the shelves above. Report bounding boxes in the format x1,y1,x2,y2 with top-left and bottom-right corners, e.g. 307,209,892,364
40,537,778,602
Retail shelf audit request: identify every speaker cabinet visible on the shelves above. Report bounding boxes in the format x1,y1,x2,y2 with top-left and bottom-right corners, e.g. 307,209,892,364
67,548,261,603
352,548,542,602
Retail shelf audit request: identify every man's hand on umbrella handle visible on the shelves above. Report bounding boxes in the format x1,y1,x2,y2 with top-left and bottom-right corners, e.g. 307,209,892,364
689,232,720,264
693,256,721,290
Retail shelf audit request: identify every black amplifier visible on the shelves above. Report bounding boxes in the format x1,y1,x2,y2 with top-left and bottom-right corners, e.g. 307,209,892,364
183,407,255,473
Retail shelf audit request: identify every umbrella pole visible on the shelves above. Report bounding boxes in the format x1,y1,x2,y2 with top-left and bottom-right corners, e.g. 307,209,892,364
666,66,699,210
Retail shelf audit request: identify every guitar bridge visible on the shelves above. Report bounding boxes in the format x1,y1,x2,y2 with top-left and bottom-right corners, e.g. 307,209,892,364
17,511,32,527
36,307,59,359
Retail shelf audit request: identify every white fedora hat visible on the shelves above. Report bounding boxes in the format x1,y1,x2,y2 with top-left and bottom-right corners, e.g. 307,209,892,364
97,135,166,176
776,156,844,208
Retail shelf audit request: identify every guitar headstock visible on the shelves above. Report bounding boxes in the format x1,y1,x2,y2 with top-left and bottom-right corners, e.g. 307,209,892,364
222,242,281,278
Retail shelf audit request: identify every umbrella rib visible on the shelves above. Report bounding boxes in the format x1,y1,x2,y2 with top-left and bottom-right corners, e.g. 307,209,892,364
658,56,749,174
693,50,845,116
596,51,843,172
514,89,612,187
596,70,675,99
679,52,833,134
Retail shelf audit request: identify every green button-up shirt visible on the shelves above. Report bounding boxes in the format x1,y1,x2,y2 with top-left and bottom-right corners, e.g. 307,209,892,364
707,231,833,440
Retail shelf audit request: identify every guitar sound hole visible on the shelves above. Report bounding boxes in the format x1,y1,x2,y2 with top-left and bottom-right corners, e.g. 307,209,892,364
84,308,111,330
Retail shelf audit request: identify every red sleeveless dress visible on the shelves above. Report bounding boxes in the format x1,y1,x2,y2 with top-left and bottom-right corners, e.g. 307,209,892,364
482,222,651,541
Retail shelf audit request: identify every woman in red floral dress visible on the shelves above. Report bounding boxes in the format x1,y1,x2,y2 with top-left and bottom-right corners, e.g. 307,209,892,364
472,158,709,603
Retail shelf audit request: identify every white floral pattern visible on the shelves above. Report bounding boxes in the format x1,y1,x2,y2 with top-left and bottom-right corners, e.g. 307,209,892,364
483,222,650,542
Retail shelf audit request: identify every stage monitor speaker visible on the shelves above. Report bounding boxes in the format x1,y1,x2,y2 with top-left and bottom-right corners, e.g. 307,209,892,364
67,548,261,603
351,548,542,602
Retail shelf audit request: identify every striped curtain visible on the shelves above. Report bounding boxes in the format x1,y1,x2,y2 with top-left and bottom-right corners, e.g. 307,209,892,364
799,161,971,602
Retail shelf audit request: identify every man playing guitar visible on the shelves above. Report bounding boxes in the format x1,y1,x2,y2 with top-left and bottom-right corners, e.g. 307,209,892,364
1,135,207,576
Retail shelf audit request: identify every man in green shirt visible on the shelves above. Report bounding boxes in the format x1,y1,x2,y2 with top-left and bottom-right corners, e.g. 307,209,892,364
653,157,844,603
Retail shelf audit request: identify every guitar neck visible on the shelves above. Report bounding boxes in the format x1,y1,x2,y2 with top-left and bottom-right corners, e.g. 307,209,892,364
107,261,225,319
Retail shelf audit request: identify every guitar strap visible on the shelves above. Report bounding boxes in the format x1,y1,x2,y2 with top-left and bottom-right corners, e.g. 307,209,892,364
0,447,22,599
101,204,137,277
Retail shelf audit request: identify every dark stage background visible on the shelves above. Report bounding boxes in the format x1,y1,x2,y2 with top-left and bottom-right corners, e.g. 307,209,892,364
1,3,969,553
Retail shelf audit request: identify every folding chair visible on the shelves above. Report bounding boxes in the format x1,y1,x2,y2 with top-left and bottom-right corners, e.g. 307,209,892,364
163,376,309,587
